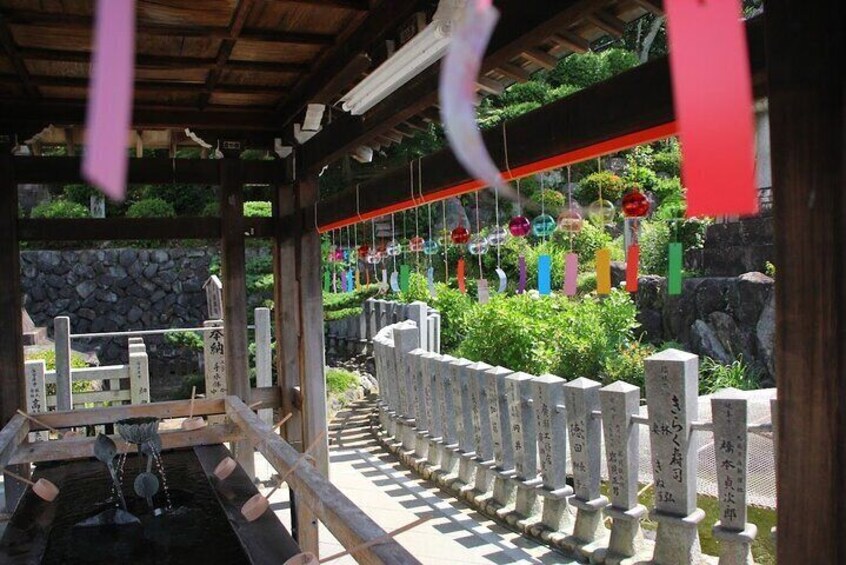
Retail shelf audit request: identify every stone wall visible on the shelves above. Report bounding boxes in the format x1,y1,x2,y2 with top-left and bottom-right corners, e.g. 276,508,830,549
632,271,775,384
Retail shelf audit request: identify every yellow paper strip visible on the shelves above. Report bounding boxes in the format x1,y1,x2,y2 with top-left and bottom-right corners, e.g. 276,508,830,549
596,248,611,295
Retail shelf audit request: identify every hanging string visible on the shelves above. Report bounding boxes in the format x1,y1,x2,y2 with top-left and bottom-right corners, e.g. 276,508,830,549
427,203,434,268
370,217,378,279
390,213,397,271
442,199,449,281
540,173,547,241
410,162,419,236
567,165,575,252
475,190,483,272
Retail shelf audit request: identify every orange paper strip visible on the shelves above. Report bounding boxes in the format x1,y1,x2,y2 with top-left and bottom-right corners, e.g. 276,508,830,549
596,248,611,295
626,244,640,293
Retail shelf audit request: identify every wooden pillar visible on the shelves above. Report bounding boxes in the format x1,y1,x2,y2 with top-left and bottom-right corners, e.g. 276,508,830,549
0,150,27,510
766,2,845,562
220,157,254,479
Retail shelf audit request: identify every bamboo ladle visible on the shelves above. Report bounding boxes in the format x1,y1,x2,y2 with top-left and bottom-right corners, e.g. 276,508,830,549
17,409,81,439
213,413,293,480
181,386,207,431
1,468,59,502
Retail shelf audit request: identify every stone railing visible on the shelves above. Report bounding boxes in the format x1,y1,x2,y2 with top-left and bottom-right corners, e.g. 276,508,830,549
372,321,776,565
325,298,441,356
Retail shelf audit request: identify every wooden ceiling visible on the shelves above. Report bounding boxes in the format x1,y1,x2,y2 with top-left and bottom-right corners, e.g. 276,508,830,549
0,0,658,161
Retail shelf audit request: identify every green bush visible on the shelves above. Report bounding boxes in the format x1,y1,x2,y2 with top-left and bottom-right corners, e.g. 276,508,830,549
551,221,614,266
604,48,639,76
456,290,639,379
31,199,89,219
653,148,681,178
202,202,220,217
63,184,98,206
652,177,684,207
244,201,272,218
26,349,88,370
164,331,204,352
530,188,566,212
547,48,638,88
126,198,176,218
602,339,656,389
326,368,359,395
575,171,626,204
429,284,474,351
142,184,215,216
639,219,709,275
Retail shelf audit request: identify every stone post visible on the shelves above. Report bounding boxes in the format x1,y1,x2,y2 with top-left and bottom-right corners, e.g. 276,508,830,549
505,372,542,523
450,360,476,491
381,327,401,443
373,337,391,434
485,366,517,509
531,374,573,536
453,358,478,488
356,307,368,355
54,316,72,411
429,312,441,353
420,351,443,469
711,390,757,564
645,349,705,565
433,354,460,478
326,320,338,355
363,298,375,342
562,377,609,557
254,308,273,425
409,348,430,460
406,301,429,353
393,322,420,452
467,361,495,496
375,299,387,331
24,360,47,441
599,381,648,563
203,320,227,424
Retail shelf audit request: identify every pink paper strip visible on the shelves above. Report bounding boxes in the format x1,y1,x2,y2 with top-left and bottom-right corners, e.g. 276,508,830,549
82,0,136,201
665,0,757,217
564,253,578,297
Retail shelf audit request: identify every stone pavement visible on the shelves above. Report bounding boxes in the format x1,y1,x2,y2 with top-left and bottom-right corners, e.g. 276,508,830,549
257,395,574,564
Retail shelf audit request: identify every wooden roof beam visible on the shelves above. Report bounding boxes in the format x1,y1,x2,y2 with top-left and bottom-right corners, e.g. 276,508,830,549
201,0,257,108
0,74,286,96
15,47,309,73
0,14,38,98
551,31,591,54
0,10,334,44
585,10,627,39
522,47,559,70
278,0,369,9
631,0,664,17
497,62,533,83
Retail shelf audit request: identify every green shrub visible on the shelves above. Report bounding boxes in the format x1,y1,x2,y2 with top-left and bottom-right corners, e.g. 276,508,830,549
142,184,215,216
244,201,272,218
31,199,89,219
575,171,626,204
126,198,176,218
63,184,99,206
604,48,639,76
764,261,776,279
551,221,614,266
326,368,359,395
26,349,88,370
652,177,684,207
653,148,681,178
699,356,761,395
430,284,474,351
549,51,609,88
639,219,709,275
165,331,204,352
202,202,220,217
325,307,362,321
530,188,566,212
456,290,639,379
602,339,656,389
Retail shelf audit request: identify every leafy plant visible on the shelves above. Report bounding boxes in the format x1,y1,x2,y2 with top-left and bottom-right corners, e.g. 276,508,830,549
326,368,359,395
141,184,215,216
764,261,776,279
164,331,204,352
26,349,88,370
576,171,626,204
31,199,89,219
244,201,272,218
699,356,761,395
530,188,566,212
602,339,656,389
126,198,176,218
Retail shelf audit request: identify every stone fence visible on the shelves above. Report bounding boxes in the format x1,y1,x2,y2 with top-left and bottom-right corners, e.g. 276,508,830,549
372,320,776,565
325,298,441,357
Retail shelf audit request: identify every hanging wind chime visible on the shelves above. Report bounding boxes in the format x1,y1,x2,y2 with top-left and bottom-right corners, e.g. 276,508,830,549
621,185,650,293
533,175,554,296
469,190,490,303
509,179,530,294
559,166,582,297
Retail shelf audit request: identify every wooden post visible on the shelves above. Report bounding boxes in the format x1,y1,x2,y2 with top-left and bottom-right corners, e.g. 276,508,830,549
273,169,303,450
0,149,27,510
767,1,846,560
53,316,72,412
220,157,254,479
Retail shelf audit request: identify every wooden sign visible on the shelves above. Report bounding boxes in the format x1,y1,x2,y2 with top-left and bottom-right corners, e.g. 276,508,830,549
203,275,223,320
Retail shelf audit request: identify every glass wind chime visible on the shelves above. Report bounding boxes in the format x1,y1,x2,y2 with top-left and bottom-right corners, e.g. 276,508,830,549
509,179,530,293
558,166,583,296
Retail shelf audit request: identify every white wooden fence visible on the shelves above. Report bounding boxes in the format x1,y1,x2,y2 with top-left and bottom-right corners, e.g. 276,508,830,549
373,320,775,565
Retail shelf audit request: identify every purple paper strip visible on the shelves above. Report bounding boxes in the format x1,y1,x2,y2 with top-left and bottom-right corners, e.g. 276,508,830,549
564,253,578,296
518,255,527,294
82,0,136,201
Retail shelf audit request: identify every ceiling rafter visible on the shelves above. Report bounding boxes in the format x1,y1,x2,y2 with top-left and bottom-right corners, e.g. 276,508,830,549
0,14,38,98
200,0,258,108
0,74,287,96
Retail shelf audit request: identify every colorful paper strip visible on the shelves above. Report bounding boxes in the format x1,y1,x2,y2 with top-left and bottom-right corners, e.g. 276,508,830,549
457,258,466,294
538,255,552,296
400,264,411,293
665,0,758,217
477,279,490,304
323,272,331,293
564,253,578,297
518,255,527,294
668,242,683,295
596,248,611,295
626,244,640,293
426,267,437,298
82,0,136,201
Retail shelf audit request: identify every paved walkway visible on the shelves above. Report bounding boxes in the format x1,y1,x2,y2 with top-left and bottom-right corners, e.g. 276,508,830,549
258,395,573,564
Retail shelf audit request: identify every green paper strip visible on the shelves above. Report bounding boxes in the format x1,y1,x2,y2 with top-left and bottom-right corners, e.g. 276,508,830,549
323,271,331,293
668,242,683,295
400,264,411,293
